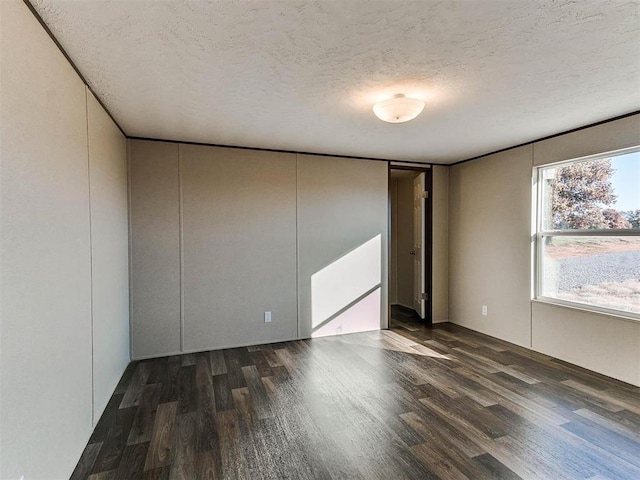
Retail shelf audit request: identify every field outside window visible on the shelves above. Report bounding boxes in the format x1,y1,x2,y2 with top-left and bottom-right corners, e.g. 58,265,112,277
536,149,640,318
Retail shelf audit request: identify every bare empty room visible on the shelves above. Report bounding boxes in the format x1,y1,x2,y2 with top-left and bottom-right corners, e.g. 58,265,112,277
1,0,640,479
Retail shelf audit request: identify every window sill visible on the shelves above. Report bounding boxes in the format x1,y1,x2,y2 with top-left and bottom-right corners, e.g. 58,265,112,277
532,297,640,324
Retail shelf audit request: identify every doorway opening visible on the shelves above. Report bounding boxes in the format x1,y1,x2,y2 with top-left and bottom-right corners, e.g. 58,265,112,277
389,166,432,328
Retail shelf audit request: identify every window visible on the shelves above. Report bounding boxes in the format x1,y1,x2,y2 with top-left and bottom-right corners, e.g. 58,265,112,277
535,147,640,319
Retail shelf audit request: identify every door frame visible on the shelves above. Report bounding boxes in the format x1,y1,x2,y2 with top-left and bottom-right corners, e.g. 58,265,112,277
388,164,433,325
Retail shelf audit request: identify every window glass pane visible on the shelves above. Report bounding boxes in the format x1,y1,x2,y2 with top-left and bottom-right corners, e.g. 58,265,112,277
541,236,640,315
541,151,640,231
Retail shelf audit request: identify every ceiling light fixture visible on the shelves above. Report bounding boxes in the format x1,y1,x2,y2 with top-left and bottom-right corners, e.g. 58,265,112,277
372,94,425,123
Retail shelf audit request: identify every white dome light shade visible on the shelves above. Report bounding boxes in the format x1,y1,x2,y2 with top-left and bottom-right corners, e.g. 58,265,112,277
372,94,425,123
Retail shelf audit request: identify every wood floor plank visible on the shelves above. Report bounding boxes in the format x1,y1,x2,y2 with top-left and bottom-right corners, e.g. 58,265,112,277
489,402,640,480
209,350,227,376
260,345,284,368
141,467,170,480
561,419,640,468
212,374,234,412
144,402,178,470
195,403,221,454
563,379,640,414
120,363,151,409
195,354,214,412
169,412,198,480
400,410,485,458
114,443,148,480
180,353,196,367
127,383,161,445
195,451,221,480
91,407,136,475
87,471,116,480
472,452,522,480
573,407,640,442
114,363,137,395
215,410,246,480
177,365,197,414
410,442,472,480
235,409,268,479
241,365,274,420
73,317,640,480
146,357,168,385
249,350,274,378
89,394,124,444
70,442,102,480
223,349,249,390
159,357,181,404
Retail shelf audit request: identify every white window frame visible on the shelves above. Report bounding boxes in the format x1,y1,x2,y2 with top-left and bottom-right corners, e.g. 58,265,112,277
534,145,640,322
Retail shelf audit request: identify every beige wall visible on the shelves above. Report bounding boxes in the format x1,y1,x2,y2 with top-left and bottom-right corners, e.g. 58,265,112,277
530,114,640,386
87,92,130,421
0,2,129,478
532,302,640,385
3,6,636,480
297,155,389,338
129,142,389,356
449,113,640,386
533,114,640,167
129,140,181,358
432,165,449,323
449,146,533,347
181,145,297,350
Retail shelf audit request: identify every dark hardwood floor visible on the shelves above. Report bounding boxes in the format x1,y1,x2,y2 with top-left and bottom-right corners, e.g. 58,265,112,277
71,318,640,479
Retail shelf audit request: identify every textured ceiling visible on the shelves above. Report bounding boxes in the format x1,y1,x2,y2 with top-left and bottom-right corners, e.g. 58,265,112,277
32,0,640,164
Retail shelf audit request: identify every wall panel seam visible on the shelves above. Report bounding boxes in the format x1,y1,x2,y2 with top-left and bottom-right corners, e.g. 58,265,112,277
530,143,534,349
295,154,300,339
85,87,96,426
21,0,126,136
127,140,134,359
179,144,185,352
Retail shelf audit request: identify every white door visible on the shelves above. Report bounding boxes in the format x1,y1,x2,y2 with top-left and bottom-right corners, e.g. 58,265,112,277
412,173,425,318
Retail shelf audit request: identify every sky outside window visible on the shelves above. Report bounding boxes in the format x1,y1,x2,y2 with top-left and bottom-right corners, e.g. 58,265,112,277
611,151,640,211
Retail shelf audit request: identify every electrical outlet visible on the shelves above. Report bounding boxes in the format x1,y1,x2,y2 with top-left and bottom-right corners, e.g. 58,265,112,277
482,305,488,316
264,311,272,323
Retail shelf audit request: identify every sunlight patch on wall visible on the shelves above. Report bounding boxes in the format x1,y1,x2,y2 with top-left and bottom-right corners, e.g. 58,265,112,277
311,287,381,338
310,234,382,330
